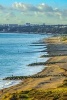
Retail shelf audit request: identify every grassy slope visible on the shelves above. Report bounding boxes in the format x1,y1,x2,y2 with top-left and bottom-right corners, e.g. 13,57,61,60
2,78,67,100
2,87,67,100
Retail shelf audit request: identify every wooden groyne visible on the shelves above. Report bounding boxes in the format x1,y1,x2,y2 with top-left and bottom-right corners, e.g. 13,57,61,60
3,74,67,80
28,61,66,66
40,54,67,58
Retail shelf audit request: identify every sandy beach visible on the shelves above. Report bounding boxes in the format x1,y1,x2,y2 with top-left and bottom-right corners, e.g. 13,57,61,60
0,36,67,100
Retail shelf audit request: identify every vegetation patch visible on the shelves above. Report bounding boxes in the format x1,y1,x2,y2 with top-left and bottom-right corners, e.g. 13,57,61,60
2,87,67,100
61,36,67,41
59,79,67,87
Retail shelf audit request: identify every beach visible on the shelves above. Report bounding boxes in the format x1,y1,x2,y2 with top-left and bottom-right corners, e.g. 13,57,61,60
0,35,67,100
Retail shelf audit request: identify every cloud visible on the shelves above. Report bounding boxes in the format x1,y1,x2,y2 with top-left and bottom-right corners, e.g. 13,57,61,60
12,2,54,13
38,3,53,12
0,2,67,24
6,12,16,17
0,2,67,20
12,2,38,12
0,4,5,10
12,2,67,20
0,5,4,10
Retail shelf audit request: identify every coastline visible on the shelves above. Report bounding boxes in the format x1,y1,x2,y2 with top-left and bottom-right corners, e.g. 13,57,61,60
0,36,67,100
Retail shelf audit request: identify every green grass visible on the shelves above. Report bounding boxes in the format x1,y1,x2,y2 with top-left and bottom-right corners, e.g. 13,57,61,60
59,79,67,88
2,87,67,100
61,36,67,41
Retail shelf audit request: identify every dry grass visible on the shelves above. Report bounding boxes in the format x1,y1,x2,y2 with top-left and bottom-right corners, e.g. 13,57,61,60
2,86,67,100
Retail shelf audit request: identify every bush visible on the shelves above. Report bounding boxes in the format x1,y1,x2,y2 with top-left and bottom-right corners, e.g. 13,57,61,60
10,93,17,100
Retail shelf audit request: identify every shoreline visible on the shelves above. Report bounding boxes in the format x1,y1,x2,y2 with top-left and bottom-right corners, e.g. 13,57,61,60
0,36,67,99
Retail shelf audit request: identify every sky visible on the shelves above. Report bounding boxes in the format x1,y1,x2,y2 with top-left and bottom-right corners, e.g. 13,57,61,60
0,0,67,24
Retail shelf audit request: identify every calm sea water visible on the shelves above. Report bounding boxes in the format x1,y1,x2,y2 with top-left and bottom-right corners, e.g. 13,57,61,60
0,33,51,89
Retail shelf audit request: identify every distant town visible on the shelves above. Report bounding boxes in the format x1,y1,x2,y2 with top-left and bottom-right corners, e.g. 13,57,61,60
0,23,67,34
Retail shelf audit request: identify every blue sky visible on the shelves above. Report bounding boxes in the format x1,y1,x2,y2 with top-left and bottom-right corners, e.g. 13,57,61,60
0,0,67,24
0,0,67,8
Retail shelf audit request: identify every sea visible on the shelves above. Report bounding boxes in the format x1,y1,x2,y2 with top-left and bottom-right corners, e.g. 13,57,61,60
0,33,52,90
